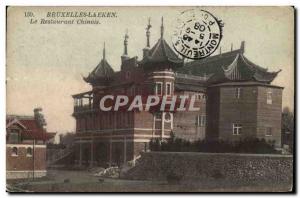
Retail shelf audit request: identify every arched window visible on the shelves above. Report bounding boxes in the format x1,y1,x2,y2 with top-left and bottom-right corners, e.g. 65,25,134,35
12,147,18,156
26,147,32,157
165,112,171,122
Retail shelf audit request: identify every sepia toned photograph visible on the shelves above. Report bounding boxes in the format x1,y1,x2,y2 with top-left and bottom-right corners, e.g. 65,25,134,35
6,6,294,192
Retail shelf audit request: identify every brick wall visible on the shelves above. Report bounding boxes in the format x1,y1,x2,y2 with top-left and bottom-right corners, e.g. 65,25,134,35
218,86,258,141
207,84,283,146
6,144,47,179
6,145,46,171
256,87,283,147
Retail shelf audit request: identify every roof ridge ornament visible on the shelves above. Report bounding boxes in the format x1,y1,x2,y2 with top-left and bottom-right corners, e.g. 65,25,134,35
124,29,129,56
103,42,106,60
240,41,245,53
146,18,151,48
160,16,164,38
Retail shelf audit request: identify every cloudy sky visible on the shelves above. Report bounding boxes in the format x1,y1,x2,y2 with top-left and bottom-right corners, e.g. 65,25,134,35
6,6,294,133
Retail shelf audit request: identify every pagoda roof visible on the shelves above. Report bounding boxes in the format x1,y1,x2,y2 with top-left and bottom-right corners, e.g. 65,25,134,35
140,38,183,67
84,58,114,84
177,42,281,84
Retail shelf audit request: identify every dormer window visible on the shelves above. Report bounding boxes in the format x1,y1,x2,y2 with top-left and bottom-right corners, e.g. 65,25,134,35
8,129,19,144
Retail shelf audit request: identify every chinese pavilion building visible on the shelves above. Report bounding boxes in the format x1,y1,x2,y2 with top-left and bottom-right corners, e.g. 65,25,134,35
72,18,283,167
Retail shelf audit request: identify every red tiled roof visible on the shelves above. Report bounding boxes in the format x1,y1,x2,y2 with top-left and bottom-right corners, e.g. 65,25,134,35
20,130,53,141
7,116,53,141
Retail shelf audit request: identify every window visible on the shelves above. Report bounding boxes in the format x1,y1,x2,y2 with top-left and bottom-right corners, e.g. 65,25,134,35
165,112,172,122
8,130,19,143
26,147,32,157
233,123,242,135
155,112,162,121
130,86,135,96
155,82,162,95
196,115,206,127
127,112,131,126
267,89,272,104
166,83,172,96
196,93,201,100
126,71,131,79
200,115,206,126
235,88,241,99
12,147,18,156
266,127,272,136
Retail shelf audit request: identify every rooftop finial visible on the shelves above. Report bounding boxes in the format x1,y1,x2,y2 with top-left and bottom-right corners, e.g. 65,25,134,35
219,46,222,54
146,17,151,47
240,41,245,53
160,16,164,38
103,42,106,60
231,43,233,51
124,29,129,56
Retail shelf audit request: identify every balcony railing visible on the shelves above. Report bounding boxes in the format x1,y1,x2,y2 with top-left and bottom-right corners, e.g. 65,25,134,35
74,104,94,113
73,91,94,114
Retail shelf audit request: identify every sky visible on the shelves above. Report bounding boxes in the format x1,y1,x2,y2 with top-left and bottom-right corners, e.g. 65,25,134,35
6,6,294,134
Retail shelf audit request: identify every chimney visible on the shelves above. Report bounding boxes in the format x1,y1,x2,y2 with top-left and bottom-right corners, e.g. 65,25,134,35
34,107,47,130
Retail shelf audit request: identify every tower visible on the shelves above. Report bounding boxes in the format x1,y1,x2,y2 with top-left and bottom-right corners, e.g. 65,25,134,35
140,17,183,139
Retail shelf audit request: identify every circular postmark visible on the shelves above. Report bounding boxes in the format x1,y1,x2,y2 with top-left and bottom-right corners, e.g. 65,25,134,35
172,9,223,60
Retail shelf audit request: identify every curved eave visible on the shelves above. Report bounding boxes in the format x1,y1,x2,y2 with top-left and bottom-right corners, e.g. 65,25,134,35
253,69,281,83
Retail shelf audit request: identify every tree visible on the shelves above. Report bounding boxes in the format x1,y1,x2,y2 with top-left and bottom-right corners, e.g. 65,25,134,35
282,107,294,153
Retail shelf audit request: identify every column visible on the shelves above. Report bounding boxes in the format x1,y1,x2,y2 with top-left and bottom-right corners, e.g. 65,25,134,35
161,112,165,139
79,138,82,166
90,136,94,167
152,113,155,138
123,136,127,164
109,138,112,167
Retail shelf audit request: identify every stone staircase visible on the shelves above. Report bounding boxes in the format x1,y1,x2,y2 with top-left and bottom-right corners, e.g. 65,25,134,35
47,146,74,166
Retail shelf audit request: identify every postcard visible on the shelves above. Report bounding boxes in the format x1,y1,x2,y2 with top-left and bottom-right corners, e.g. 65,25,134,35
6,6,294,192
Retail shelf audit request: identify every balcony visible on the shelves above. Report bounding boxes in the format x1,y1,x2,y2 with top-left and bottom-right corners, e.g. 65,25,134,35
72,91,95,114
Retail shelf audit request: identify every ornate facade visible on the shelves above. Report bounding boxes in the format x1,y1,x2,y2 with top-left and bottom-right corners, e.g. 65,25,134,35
72,18,283,167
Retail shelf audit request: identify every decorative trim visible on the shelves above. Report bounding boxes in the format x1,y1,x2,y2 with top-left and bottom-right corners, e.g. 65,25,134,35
6,170,47,173
152,71,175,75
6,144,46,148
150,76,175,80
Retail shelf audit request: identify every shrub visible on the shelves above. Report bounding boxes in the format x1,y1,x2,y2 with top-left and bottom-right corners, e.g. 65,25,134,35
149,134,279,154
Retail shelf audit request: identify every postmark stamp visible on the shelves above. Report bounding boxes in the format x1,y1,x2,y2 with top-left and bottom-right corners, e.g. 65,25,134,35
172,9,223,59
